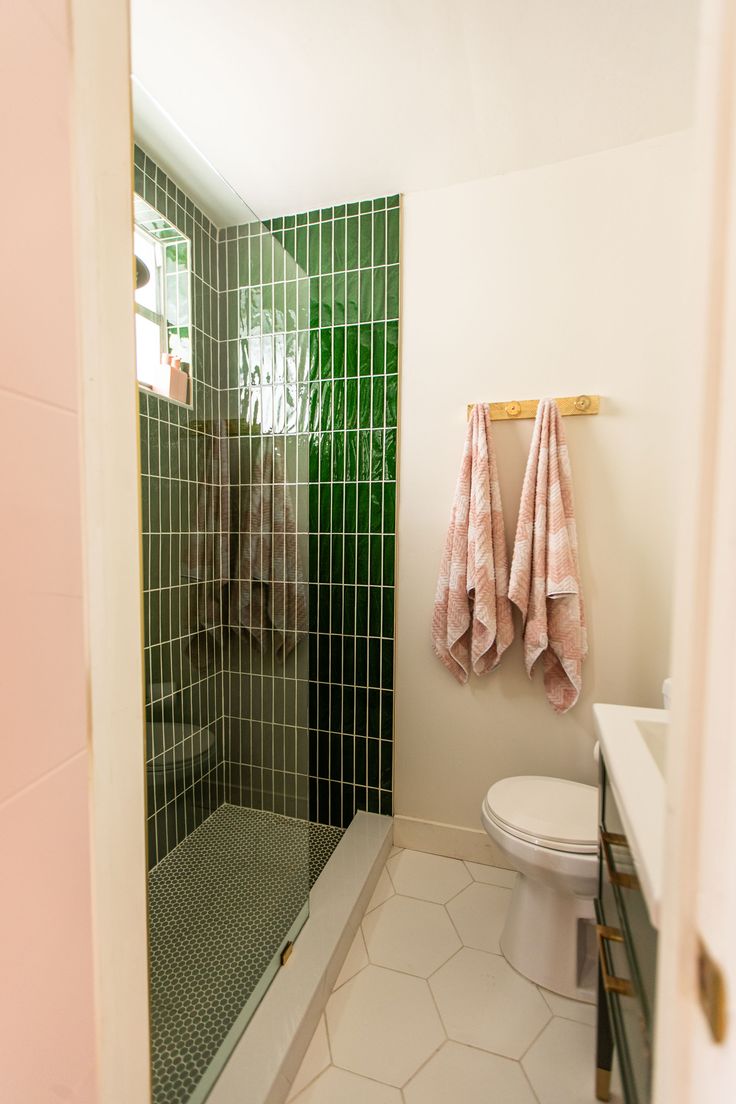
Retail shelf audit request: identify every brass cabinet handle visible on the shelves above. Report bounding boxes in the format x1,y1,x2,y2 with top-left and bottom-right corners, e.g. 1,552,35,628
600,830,640,891
597,925,635,997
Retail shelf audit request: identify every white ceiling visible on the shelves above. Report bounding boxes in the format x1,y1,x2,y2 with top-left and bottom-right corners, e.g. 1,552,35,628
131,0,698,223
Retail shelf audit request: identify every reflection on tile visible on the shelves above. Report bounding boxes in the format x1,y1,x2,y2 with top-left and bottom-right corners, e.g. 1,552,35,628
387,849,471,904
326,966,444,1087
362,895,460,977
430,948,550,1058
404,1041,537,1104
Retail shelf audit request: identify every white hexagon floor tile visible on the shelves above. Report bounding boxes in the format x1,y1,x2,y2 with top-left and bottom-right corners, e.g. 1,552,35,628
403,1041,538,1104
522,1017,597,1104
465,861,517,888
362,894,461,977
326,965,445,1087
291,1066,402,1103
365,867,395,913
387,849,471,904
430,947,550,1058
538,986,597,1026
446,881,512,953
334,929,369,989
287,1016,330,1101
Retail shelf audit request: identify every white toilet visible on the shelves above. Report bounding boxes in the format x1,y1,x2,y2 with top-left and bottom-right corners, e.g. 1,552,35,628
481,775,599,1002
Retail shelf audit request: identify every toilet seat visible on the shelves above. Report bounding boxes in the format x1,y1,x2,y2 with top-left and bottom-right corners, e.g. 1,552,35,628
483,776,598,855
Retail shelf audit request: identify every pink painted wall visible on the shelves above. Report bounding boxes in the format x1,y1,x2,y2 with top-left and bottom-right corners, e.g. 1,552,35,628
0,3,99,1100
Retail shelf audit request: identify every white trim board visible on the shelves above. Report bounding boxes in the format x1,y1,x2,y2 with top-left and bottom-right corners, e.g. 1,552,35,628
393,814,514,869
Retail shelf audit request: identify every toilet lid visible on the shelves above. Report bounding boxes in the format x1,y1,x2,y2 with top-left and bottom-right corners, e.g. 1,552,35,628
484,776,598,853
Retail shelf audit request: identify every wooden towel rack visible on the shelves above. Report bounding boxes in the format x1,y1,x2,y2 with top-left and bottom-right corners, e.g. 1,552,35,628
467,394,600,421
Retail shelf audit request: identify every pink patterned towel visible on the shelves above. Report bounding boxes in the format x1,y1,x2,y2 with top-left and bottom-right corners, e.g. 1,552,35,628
432,403,514,683
508,398,587,713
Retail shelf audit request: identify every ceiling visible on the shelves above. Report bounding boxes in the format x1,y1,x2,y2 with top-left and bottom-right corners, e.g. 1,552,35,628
131,0,698,223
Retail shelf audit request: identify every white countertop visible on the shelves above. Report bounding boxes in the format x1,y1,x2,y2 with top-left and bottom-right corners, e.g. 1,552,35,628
593,703,669,929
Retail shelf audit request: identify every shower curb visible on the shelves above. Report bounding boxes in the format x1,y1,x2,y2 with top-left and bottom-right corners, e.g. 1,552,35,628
207,811,393,1104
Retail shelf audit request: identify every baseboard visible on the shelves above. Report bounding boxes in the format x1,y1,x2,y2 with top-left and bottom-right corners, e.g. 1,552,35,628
393,814,514,869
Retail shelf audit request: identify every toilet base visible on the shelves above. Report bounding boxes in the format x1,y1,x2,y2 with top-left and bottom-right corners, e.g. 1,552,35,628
500,872,597,1003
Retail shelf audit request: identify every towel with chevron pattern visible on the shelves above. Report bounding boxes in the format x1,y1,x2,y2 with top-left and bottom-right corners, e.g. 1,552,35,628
432,403,514,683
509,397,587,713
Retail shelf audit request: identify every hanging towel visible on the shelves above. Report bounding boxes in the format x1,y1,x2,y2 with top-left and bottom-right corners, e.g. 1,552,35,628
432,403,514,683
181,421,231,636
508,398,587,713
229,440,308,660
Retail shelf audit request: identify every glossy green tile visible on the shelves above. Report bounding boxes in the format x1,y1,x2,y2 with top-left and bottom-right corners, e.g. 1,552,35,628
320,381,332,431
346,270,359,324
370,429,384,480
343,534,356,583
369,588,383,638
320,220,333,273
357,535,370,584
358,379,371,429
346,216,359,270
345,431,358,481
346,379,358,429
333,273,346,327
384,427,397,481
387,265,400,320
387,206,400,264
333,381,345,431
372,378,385,426
331,483,344,531
383,482,396,533
358,430,371,479
346,326,359,377
333,326,345,378
370,483,383,533
357,482,370,531
359,270,372,322
333,218,346,270
320,276,332,327
309,224,320,273
372,267,385,321
319,328,332,379
296,225,308,270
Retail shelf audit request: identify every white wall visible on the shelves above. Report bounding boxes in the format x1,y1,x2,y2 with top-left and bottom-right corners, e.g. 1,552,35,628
395,133,692,854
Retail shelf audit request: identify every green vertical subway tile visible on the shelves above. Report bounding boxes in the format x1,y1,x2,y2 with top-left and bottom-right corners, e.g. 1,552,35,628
346,216,359,270
358,431,371,479
346,379,358,429
357,535,370,584
308,482,319,532
285,280,298,331
333,381,345,431
331,483,344,530
320,276,332,327
359,214,373,268
387,206,400,264
372,377,385,426
369,639,381,687
273,241,285,282
386,320,399,373
371,429,384,481
319,484,331,531
343,534,356,583
383,482,396,533
382,587,395,636
346,326,358,377
237,236,249,286
372,267,385,322
249,235,262,284
319,328,332,379
261,235,273,283
369,534,383,586
296,225,308,271
308,224,320,274
372,324,386,375
297,278,310,330
296,211,308,226
248,286,262,335
346,271,359,324
359,269,373,323
333,218,346,271
370,483,383,534
386,265,400,320
238,288,249,338
297,330,309,381
272,283,285,333
373,210,386,264
319,433,332,482
319,535,331,583
282,227,296,262
386,376,398,427
322,379,333,430
333,272,346,326
309,278,321,328
369,588,383,638
358,380,371,429
358,325,372,376
357,482,370,531
342,590,356,637
355,588,369,636
384,427,397,481
354,636,368,686
344,485,357,532
345,431,358,481
331,533,344,581
331,432,345,482
383,536,395,586
309,383,320,431
333,326,345,378
320,220,333,273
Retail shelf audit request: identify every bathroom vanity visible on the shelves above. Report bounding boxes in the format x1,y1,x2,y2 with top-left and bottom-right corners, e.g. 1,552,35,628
593,705,668,1104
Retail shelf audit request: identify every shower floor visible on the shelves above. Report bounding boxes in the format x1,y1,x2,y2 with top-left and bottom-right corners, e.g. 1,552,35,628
148,803,344,1104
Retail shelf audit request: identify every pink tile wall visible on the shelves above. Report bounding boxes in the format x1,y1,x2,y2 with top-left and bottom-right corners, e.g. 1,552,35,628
0,3,99,1101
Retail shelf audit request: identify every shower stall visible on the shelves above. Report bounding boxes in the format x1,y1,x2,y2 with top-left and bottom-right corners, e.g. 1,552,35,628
133,124,399,1102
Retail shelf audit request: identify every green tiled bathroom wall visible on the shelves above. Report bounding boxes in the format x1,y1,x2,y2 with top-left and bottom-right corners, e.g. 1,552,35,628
134,146,226,867
221,198,400,828
135,143,399,838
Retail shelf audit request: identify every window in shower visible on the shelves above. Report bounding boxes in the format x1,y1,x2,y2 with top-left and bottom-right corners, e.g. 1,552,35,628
134,195,192,405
